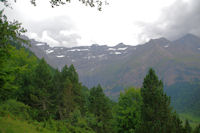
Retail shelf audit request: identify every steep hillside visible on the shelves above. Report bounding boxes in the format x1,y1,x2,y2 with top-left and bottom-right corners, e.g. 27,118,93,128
0,117,54,133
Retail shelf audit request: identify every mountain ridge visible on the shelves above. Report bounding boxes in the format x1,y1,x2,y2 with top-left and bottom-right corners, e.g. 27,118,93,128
27,34,200,98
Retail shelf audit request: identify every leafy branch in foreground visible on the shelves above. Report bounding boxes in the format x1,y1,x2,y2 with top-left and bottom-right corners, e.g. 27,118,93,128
31,0,107,11
0,10,27,101
0,10,27,48
0,0,108,11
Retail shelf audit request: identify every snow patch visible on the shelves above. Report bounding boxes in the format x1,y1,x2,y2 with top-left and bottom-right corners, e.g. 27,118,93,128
56,55,65,58
115,52,121,55
117,47,127,50
110,52,122,55
84,56,96,60
108,48,116,51
98,54,105,58
46,49,54,54
36,43,45,46
68,49,89,52
164,45,169,48
108,47,127,51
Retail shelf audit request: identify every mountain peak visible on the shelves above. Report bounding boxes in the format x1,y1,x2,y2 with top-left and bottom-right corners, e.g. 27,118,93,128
91,44,100,47
179,33,200,41
148,37,170,46
115,43,126,48
174,33,200,47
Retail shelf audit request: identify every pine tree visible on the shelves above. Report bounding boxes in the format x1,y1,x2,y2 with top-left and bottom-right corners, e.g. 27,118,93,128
140,68,171,133
184,120,192,133
194,124,200,133
54,64,85,120
31,58,53,120
68,64,79,84
50,69,62,119
169,112,184,133
58,78,76,119
68,65,84,109
88,85,113,133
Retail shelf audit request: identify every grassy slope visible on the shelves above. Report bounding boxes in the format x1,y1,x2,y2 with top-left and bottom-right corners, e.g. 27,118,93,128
0,117,54,133
179,113,200,128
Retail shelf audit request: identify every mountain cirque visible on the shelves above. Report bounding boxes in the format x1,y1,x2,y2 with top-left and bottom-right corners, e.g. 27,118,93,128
27,34,200,98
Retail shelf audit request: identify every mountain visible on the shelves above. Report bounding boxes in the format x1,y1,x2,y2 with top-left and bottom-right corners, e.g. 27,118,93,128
27,34,200,99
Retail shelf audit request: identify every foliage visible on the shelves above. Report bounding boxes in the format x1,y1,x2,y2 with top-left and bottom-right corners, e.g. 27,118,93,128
184,119,192,133
0,116,54,133
169,112,185,133
179,113,200,128
31,0,106,11
88,85,113,133
113,87,142,133
0,9,27,101
166,82,200,116
0,10,27,48
0,99,30,120
1,0,107,11
194,124,200,133
140,68,172,133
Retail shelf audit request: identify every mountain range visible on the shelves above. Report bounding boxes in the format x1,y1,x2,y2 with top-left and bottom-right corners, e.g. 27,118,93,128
27,33,200,100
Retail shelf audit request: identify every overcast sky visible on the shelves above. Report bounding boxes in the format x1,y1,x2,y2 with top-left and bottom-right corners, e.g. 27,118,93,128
2,0,200,47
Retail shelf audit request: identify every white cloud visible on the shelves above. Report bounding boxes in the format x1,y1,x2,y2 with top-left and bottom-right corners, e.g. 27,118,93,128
137,0,200,41
28,32,38,39
41,31,59,46
3,0,191,47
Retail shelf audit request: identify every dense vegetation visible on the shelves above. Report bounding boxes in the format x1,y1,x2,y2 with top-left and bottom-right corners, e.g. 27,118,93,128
166,82,200,116
1,5,200,133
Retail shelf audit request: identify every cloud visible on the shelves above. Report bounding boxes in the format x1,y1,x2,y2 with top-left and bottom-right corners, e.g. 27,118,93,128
137,0,200,42
24,16,81,47
4,0,199,46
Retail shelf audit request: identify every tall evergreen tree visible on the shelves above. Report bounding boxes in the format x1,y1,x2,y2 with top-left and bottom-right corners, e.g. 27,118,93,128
194,124,200,133
57,77,76,120
140,68,171,133
54,65,85,120
169,112,185,133
68,65,83,107
31,58,53,120
50,69,62,119
88,85,113,133
184,120,192,133
68,64,79,84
